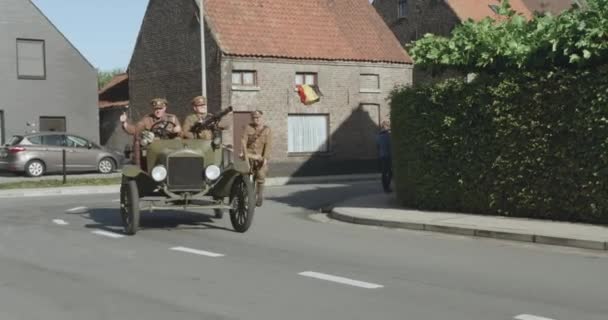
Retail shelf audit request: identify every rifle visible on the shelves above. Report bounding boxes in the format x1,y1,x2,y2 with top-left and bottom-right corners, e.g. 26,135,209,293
190,106,233,134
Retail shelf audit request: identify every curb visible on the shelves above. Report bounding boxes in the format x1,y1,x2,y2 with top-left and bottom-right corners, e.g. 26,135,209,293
0,185,121,198
266,174,378,186
329,209,608,251
0,174,378,198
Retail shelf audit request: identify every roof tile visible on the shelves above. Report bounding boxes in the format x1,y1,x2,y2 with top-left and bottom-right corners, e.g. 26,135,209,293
204,0,412,64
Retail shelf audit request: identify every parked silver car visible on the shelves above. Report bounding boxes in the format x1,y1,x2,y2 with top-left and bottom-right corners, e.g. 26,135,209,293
0,132,123,177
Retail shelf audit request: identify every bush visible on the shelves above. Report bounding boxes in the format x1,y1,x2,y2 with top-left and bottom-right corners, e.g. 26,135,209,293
390,65,608,224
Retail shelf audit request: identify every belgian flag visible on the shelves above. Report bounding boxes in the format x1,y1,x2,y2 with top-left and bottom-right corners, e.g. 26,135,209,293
296,84,322,105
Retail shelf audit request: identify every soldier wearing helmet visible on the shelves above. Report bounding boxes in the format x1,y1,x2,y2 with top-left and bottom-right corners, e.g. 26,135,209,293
119,98,182,139
182,96,231,140
240,110,272,207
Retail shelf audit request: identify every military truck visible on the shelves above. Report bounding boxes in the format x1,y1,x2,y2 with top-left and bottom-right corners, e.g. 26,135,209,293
119,107,255,235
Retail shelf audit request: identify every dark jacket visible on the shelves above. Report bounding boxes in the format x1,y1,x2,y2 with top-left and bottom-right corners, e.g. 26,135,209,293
376,130,391,158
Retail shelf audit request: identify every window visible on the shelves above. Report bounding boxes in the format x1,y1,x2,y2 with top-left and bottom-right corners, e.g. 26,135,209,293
42,134,65,147
39,116,66,132
398,0,408,18
295,72,317,86
17,39,46,79
288,114,329,153
7,135,23,146
66,135,89,148
360,74,380,92
232,70,257,86
27,136,42,145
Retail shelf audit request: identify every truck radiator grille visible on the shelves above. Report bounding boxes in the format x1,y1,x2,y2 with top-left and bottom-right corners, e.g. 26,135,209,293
167,157,204,190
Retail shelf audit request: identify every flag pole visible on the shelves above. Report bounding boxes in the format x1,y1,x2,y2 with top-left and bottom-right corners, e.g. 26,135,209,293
200,0,207,97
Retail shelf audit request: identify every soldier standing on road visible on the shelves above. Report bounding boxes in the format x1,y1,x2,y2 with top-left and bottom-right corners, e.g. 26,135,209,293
240,110,272,207
377,120,393,193
182,96,230,140
119,98,182,139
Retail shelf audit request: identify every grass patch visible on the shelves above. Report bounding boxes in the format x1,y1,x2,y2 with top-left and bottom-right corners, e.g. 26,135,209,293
0,177,121,190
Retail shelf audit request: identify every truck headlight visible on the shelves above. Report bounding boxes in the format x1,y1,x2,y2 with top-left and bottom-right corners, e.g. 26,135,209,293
205,165,221,180
151,165,167,182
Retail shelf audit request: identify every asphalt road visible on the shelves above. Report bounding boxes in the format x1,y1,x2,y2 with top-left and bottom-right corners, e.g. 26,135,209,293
0,182,607,320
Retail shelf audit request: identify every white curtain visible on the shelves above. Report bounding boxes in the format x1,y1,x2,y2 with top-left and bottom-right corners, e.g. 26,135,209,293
288,115,328,153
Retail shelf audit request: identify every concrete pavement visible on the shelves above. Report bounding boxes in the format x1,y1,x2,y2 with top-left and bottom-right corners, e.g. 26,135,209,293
1,185,607,320
330,193,608,251
0,173,378,198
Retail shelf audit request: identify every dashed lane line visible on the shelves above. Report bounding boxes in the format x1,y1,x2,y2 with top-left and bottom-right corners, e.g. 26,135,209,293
170,246,225,257
298,271,383,289
515,314,556,320
66,206,88,213
92,230,125,239
52,219,69,226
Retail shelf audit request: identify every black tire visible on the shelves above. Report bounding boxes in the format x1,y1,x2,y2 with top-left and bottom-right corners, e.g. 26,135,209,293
120,179,140,235
229,176,255,233
25,160,45,177
98,157,115,174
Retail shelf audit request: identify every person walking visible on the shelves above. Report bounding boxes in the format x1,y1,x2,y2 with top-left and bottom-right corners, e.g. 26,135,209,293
377,120,392,193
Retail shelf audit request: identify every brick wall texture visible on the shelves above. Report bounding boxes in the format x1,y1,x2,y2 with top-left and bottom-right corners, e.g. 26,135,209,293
128,0,413,176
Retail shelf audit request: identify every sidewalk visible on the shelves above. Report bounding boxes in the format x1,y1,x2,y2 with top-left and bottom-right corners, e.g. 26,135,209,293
0,173,378,198
330,193,608,251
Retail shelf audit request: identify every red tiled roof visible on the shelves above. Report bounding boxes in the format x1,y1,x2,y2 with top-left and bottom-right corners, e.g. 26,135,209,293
203,0,412,64
445,0,533,21
98,73,128,95
521,0,578,15
99,100,129,109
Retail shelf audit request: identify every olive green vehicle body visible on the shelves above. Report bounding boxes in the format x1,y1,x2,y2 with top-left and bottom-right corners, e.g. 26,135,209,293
121,138,250,204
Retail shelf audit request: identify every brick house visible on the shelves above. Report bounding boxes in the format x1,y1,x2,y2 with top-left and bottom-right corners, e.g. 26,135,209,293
0,0,98,145
373,0,582,46
98,73,129,152
127,0,412,177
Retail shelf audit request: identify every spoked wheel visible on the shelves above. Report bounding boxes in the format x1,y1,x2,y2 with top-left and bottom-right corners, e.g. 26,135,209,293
229,176,255,233
120,179,140,235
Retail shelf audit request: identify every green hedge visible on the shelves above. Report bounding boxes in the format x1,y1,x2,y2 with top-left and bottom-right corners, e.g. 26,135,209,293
390,65,608,224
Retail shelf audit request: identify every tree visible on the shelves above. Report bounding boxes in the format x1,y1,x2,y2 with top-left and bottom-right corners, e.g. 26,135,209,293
97,68,125,90
409,0,608,73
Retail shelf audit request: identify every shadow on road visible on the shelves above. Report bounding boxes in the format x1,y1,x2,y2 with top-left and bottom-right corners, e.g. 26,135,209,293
267,182,382,211
81,207,234,234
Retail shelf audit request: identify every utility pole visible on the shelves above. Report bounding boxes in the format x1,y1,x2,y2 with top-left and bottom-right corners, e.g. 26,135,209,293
200,0,207,97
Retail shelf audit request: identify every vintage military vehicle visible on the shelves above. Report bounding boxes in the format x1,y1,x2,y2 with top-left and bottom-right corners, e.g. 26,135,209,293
119,107,256,235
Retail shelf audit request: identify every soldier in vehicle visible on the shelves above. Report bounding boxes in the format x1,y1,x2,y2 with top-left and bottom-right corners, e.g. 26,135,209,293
182,95,230,140
240,110,272,207
119,98,182,139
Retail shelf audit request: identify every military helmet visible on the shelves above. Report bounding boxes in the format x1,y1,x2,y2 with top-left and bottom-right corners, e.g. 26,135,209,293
150,98,168,109
191,96,207,106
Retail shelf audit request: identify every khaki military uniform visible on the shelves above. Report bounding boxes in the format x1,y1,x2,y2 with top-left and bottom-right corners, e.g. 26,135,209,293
182,113,214,140
123,113,181,138
241,124,272,184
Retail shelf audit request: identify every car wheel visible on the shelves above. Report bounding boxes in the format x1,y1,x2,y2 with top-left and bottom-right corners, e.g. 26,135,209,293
229,176,255,233
120,179,140,235
25,160,45,177
98,158,115,174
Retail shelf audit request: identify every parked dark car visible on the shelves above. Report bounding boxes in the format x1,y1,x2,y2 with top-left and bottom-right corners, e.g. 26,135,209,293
0,132,123,177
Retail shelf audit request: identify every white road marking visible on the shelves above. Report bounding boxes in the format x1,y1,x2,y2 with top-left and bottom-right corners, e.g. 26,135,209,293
111,199,120,203
515,314,556,320
52,219,69,225
298,271,384,289
92,230,124,239
170,246,225,257
66,206,88,213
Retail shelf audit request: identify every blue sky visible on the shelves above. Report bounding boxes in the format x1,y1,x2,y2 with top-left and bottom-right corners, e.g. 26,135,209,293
32,0,149,71
31,0,376,71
